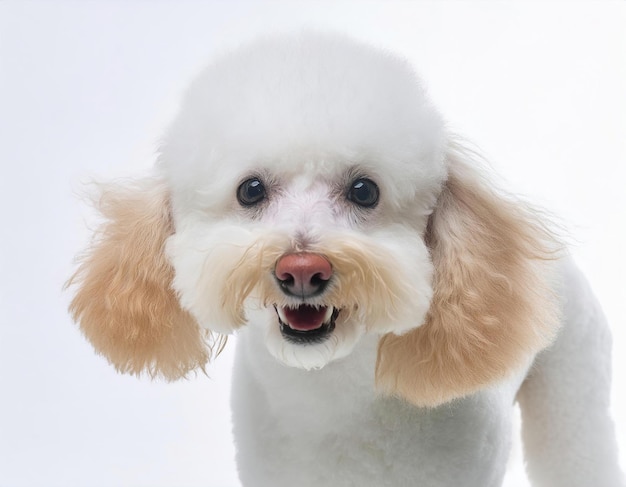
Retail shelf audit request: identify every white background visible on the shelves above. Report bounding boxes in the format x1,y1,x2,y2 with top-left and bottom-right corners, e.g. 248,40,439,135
1,2,624,486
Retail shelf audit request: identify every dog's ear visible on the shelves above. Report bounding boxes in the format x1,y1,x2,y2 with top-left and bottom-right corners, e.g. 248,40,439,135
376,145,560,407
67,178,224,379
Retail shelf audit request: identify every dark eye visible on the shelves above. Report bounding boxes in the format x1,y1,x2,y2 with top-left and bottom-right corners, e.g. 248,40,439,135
237,178,266,206
347,178,379,208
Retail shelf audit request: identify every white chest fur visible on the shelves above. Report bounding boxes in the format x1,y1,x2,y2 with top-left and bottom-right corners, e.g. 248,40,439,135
231,327,524,487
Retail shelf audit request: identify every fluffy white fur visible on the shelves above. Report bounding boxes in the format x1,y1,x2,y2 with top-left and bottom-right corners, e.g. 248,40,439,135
69,33,624,486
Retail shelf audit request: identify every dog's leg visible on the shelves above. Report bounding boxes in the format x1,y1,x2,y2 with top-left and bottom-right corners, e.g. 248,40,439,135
517,259,624,487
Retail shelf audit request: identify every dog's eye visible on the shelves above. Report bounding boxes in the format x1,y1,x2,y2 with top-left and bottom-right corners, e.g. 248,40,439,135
237,178,266,206
347,178,379,208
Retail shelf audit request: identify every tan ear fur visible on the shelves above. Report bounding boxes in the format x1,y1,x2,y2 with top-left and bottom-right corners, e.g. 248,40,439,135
376,145,560,407
67,178,224,379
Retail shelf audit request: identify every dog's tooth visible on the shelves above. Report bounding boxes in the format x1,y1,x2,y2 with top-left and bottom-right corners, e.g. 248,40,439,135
276,306,288,324
323,306,333,324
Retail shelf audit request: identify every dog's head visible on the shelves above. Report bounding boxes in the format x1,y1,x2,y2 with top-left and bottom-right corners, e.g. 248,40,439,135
68,33,559,407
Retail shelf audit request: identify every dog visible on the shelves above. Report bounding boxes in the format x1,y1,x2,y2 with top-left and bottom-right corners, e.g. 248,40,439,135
68,32,624,486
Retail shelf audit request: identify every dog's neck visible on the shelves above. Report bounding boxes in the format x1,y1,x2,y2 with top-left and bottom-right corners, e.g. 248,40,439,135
235,322,380,415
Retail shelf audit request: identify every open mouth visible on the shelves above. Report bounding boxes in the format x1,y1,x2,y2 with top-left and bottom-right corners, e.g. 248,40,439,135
275,305,339,344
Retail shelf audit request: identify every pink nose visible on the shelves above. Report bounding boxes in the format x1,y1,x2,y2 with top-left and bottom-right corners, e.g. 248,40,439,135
275,253,333,298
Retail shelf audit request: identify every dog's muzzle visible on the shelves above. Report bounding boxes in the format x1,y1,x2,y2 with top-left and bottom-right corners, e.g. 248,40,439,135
273,253,338,343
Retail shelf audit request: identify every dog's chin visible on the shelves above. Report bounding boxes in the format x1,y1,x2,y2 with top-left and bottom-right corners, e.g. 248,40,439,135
260,306,363,371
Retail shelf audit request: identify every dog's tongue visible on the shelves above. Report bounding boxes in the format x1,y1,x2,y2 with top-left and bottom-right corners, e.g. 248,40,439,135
282,305,328,331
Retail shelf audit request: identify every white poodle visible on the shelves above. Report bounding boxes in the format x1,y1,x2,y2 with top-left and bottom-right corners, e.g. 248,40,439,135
68,33,624,486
